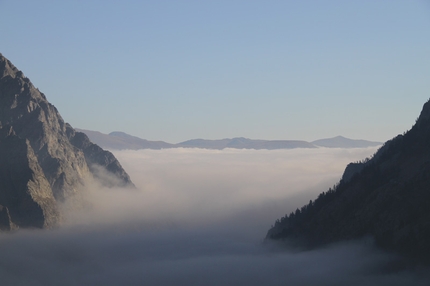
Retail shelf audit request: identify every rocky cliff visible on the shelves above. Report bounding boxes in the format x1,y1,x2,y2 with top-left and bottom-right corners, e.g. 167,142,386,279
267,99,430,263
0,53,134,229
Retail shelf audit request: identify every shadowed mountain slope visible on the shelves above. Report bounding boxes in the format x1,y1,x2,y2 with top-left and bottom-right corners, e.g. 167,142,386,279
0,53,134,229
266,99,430,263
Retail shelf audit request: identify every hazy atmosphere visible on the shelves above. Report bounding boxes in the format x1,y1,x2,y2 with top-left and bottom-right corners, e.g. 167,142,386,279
2,1,430,285
1,147,429,285
2,1,430,142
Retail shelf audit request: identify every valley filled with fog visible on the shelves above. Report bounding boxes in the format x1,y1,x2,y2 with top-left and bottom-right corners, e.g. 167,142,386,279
1,147,429,285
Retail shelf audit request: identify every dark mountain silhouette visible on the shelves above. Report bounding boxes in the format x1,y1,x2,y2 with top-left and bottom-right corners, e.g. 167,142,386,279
266,99,430,263
0,53,134,230
312,136,382,148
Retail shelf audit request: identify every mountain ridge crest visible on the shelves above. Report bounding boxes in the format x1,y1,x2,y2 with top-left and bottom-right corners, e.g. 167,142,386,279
0,53,134,230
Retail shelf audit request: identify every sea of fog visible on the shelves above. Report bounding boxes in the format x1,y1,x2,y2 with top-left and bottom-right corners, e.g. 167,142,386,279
1,147,429,285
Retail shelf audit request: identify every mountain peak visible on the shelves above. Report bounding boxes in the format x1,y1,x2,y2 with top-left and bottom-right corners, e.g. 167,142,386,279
0,53,134,230
109,131,133,138
0,53,19,78
415,98,430,126
311,136,382,148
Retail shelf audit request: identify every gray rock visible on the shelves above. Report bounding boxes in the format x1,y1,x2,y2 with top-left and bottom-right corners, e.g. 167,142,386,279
0,53,134,229
0,205,16,231
0,126,60,228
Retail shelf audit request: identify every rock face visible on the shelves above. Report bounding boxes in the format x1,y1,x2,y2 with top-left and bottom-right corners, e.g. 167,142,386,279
267,99,430,263
0,53,134,229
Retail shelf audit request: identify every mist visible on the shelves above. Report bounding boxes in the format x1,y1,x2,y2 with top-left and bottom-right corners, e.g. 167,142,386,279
1,147,429,285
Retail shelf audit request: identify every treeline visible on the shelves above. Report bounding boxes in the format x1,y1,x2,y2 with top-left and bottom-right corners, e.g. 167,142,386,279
268,127,408,241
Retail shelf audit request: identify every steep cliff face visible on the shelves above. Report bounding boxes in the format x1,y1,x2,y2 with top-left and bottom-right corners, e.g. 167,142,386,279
0,127,59,228
267,99,430,263
0,53,134,229
68,128,134,188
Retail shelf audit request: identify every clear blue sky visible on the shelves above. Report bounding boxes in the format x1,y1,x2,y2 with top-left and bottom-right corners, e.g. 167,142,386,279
2,0,430,143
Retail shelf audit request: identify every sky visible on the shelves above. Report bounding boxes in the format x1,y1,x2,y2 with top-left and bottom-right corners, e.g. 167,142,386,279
1,0,430,143
5,147,430,285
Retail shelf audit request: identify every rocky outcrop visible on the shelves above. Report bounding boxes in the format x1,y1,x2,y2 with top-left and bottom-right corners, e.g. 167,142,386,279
0,126,59,228
0,205,15,231
267,99,430,263
0,53,134,229
68,128,134,187
341,162,366,183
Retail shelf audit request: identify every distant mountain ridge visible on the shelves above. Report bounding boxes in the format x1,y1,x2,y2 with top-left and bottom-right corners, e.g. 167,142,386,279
176,137,316,150
78,129,382,150
76,129,174,150
312,136,382,148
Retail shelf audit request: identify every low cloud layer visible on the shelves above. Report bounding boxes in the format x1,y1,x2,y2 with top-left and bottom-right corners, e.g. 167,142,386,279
1,147,429,285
